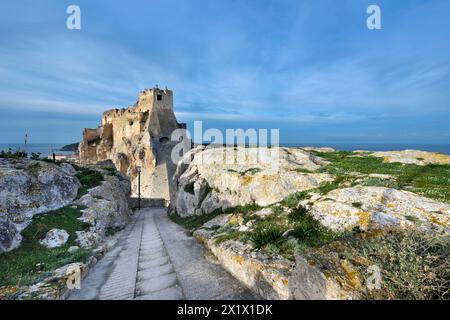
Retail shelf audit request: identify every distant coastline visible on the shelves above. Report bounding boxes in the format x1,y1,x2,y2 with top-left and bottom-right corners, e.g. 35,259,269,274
0,144,75,157
1,142,449,157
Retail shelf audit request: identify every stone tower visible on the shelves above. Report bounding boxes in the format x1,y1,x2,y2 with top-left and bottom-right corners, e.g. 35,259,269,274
79,87,186,201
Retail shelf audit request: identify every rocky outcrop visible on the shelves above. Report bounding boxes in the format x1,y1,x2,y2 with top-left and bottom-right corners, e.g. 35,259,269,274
79,87,186,198
370,150,450,165
75,173,132,248
194,229,294,300
306,186,450,233
172,146,333,217
0,159,80,252
0,164,134,300
175,147,450,300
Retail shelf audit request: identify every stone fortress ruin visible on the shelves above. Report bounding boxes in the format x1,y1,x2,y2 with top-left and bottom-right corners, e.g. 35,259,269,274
79,87,187,201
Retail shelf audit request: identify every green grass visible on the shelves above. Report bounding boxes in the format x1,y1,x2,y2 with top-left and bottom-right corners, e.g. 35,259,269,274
287,205,309,222
312,151,450,203
291,168,314,173
214,231,246,244
0,148,27,159
75,167,104,199
249,226,285,249
170,203,262,231
169,210,223,231
279,191,310,208
291,215,340,247
0,206,91,287
101,166,117,176
227,168,262,176
360,177,399,189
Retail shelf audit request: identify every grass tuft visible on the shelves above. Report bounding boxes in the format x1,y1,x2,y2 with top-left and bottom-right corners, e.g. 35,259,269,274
249,226,285,249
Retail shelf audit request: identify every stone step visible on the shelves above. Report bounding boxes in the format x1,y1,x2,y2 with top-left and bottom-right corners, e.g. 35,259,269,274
137,263,175,282
139,248,166,256
135,286,183,300
139,252,168,263
138,256,170,270
136,273,178,295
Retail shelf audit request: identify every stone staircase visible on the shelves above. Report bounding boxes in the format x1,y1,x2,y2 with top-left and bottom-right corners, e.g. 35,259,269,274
134,212,183,299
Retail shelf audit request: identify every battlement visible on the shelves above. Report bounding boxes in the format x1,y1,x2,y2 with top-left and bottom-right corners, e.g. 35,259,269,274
137,86,173,111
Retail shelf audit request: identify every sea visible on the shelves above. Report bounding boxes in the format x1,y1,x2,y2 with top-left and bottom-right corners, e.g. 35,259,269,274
1,143,450,157
0,144,75,158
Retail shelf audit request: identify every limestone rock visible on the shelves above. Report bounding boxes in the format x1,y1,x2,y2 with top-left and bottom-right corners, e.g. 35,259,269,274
0,215,21,252
371,150,450,165
193,229,294,300
59,163,77,176
75,174,132,247
0,159,80,252
75,230,102,248
39,229,69,248
309,186,450,233
253,208,273,217
173,146,333,217
202,214,230,229
302,147,336,153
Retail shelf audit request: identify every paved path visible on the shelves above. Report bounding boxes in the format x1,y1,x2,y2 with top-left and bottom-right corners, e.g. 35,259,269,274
68,208,256,300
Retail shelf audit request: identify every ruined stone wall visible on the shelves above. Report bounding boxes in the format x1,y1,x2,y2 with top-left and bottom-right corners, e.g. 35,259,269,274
79,87,185,198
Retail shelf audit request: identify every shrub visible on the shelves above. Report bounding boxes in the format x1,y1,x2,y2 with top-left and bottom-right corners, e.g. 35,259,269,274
30,152,42,160
292,215,340,247
288,205,309,222
342,230,450,300
249,226,285,249
0,148,27,159
280,191,310,208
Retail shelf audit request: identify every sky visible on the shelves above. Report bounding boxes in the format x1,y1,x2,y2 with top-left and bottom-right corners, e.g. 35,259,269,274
0,0,449,144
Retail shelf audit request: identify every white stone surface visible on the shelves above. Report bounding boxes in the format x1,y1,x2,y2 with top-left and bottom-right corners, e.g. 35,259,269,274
39,229,69,248
173,147,333,217
309,186,450,232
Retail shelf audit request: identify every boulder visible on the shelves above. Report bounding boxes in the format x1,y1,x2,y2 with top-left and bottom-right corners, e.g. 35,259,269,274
0,159,80,252
173,147,333,217
309,186,450,233
59,163,77,176
39,229,69,248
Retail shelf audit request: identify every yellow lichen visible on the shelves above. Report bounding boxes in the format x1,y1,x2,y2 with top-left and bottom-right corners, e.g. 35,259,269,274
233,255,244,265
339,259,362,290
357,211,371,230
242,175,252,185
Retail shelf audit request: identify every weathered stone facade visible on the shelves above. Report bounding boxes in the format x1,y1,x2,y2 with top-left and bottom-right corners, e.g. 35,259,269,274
79,87,186,198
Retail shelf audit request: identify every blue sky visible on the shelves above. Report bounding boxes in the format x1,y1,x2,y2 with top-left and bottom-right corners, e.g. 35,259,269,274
0,0,449,144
